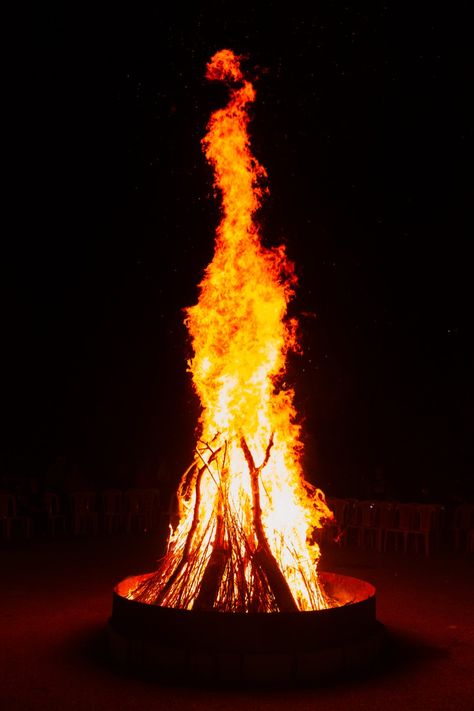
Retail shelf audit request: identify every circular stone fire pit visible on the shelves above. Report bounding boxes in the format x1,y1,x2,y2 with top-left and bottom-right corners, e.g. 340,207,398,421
108,571,384,685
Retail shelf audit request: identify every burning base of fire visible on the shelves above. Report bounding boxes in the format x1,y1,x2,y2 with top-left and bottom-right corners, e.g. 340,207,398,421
109,571,384,685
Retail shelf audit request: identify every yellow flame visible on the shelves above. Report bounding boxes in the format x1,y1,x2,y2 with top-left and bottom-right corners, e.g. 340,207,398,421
134,50,332,612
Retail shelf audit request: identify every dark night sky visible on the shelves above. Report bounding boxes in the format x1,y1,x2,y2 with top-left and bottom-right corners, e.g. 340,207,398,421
2,4,472,500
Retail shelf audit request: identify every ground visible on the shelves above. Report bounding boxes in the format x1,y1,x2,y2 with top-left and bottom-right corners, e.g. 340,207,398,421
1,533,473,710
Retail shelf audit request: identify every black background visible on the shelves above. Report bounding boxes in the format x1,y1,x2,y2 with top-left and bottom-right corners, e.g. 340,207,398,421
3,4,472,501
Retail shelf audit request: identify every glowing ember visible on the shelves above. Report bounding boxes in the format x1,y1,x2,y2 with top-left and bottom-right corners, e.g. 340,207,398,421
132,49,333,612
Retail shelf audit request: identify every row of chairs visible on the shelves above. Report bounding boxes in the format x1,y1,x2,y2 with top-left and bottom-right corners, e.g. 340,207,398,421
68,488,163,536
0,491,33,540
0,488,167,540
3,488,473,554
323,498,474,556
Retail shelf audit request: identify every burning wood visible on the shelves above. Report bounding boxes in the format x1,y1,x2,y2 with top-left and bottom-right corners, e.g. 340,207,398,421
131,49,333,612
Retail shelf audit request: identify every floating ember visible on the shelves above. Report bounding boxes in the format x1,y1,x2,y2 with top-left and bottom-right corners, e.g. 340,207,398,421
110,50,383,682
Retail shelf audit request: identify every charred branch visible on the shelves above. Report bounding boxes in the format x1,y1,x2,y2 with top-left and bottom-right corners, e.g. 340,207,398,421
240,435,299,613
193,464,228,610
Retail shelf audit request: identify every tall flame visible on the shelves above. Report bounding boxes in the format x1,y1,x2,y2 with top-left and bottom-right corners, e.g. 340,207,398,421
133,50,332,612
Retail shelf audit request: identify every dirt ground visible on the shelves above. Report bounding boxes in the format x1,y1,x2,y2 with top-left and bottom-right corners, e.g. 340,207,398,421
1,532,473,710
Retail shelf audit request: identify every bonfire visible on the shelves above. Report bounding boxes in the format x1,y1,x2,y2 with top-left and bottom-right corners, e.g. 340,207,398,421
130,49,333,613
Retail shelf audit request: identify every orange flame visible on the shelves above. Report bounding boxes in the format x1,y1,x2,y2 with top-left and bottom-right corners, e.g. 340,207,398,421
132,50,332,612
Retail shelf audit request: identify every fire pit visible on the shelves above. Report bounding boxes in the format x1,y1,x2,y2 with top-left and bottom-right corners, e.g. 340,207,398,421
109,49,384,684
109,571,383,684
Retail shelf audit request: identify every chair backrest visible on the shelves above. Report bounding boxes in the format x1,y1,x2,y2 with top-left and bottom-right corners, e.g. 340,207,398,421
0,491,16,517
378,502,397,529
397,504,417,531
454,504,474,530
44,492,61,515
358,500,379,527
124,489,149,513
327,497,349,526
103,489,122,514
414,504,439,532
346,499,362,526
71,491,97,513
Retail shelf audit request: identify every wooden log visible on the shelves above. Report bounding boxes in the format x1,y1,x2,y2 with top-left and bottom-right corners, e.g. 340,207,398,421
193,475,228,610
192,545,228,610
240,435,299,613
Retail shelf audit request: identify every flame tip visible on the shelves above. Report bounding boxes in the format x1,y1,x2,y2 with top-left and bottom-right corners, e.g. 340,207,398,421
206,48,246,85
